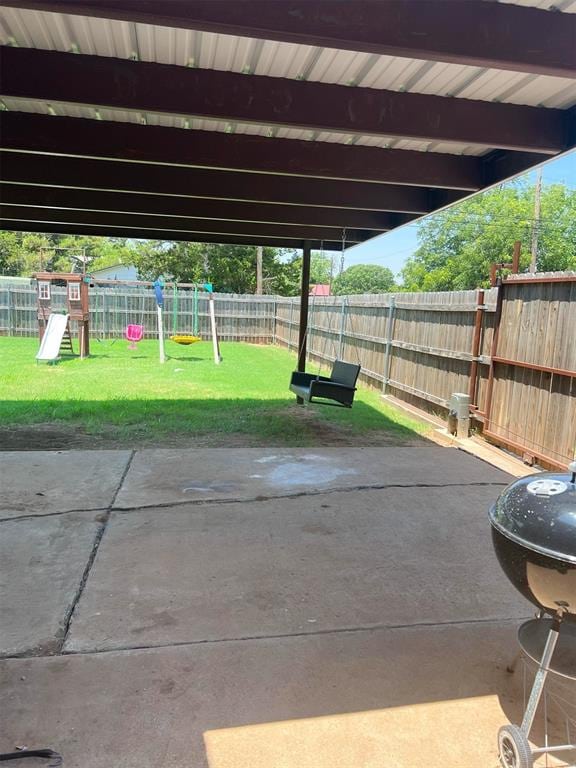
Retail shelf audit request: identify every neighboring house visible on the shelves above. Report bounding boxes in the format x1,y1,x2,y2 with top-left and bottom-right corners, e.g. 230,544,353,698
90,263,139,281
310,284,331,296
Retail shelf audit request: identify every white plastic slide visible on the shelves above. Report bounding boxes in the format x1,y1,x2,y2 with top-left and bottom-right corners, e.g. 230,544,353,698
36,313,70,362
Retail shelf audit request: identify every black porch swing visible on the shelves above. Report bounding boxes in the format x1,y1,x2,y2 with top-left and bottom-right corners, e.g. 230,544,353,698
289,235,361,408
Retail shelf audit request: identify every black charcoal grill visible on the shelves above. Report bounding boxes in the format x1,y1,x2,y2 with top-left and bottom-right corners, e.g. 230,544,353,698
489,462,576,768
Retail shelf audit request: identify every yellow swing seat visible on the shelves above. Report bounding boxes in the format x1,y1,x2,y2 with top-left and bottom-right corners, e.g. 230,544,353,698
170,334,201,345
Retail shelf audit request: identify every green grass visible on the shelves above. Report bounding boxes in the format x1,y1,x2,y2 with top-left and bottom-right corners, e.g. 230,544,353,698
0,337,428,446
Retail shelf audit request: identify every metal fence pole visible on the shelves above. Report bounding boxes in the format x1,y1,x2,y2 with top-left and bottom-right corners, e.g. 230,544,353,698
337,297,347,359
382,296,396,394
7,287,13,336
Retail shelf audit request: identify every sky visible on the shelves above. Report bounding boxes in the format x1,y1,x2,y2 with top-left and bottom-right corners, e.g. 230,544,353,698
338,149,576,279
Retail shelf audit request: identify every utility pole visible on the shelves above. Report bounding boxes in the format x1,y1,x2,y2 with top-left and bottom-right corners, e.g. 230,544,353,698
256,245,263,294
530,168,542,273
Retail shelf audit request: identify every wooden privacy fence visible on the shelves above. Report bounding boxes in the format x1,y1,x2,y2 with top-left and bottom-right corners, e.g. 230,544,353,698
0,283,276,343
276,275,576,468
1,275,574,467
483,274,576,469
275,289,498,408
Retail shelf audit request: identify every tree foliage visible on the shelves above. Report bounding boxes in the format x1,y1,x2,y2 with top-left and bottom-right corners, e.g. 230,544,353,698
0,231,139,275
132,241,299,294
332,263,395,295
401,183,576,292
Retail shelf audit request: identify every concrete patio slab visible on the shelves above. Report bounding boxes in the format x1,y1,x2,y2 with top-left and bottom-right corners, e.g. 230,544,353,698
0,450,132,519
0,511,101,657
65,485,527,653
115,446,511,508
0,622,531,768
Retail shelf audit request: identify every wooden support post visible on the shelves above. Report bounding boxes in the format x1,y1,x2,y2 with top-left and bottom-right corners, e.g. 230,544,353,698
256,245,263,295
382,296,396,395
468,288,484,406
79,320,89,358
297,241,311,372
296,240,312,403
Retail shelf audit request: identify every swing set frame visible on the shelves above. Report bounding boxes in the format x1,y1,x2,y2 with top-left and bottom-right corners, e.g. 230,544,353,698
87,276,221,364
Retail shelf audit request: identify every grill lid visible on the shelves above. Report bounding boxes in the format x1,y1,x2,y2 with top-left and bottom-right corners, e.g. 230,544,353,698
489,466,576,564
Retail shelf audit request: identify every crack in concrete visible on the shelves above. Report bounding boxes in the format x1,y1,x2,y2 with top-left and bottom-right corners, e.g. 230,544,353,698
0,481,509,523
0,615,528,661
112,480,509,513
57,451,136,653
0,507,110,524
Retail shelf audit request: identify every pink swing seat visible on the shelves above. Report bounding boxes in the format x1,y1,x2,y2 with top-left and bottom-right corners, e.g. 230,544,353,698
125,324,144,349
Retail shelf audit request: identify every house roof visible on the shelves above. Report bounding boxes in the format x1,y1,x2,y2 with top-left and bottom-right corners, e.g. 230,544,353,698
0,1,574,249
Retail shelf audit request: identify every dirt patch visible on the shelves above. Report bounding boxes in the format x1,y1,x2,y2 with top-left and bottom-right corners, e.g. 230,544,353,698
0,417,427,451
0,425,109,451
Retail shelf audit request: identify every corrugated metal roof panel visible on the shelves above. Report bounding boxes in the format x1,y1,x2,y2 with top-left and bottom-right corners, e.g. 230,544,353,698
0,95,492,157
1,6,574,110
0,5,574,159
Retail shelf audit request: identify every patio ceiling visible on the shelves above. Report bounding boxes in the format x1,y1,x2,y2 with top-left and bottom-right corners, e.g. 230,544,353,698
0,0,575,249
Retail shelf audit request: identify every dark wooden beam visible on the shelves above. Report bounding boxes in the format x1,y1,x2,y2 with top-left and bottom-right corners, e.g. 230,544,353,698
0,184,414,230
0,204,371,242
5,1,575,78
0,219,342,250
2,152,461,213
0,112,482,190
297,241,312,380
0,47,568,153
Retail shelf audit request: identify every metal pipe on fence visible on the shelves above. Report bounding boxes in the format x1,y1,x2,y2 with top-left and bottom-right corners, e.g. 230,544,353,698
382,297,396,395
7,287,13,336
288,300,294,351
468,288,485,407
338,296,347,359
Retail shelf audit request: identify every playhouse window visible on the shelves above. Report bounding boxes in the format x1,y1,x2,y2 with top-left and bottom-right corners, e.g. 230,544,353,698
68,283,81,301
38,281,51,300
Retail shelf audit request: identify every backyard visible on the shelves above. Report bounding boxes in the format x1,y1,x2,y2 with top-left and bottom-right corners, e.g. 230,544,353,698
0,337,427,450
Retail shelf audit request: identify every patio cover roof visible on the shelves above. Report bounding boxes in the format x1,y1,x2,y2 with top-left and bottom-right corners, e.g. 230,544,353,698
0,0,575,250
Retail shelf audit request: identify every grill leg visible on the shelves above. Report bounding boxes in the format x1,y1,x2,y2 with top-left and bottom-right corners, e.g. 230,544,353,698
520,621,561,738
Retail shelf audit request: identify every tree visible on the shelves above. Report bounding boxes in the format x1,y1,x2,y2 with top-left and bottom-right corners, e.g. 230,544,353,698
0,232,24,275
401,183,576,292
332,264,395,295
310,251,333,284
132,241,295,294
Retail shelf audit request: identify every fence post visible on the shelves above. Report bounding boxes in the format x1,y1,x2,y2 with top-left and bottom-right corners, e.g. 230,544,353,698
382,296,396,394
337,297,347,359
7,287,13,336
288,299,294,351
272,298,277,345
468,288,485,407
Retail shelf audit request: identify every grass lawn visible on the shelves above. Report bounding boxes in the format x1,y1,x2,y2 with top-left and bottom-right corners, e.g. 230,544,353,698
0,337,429,449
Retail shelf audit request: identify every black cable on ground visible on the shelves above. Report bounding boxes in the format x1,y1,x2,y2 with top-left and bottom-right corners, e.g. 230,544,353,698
0,749,62,766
